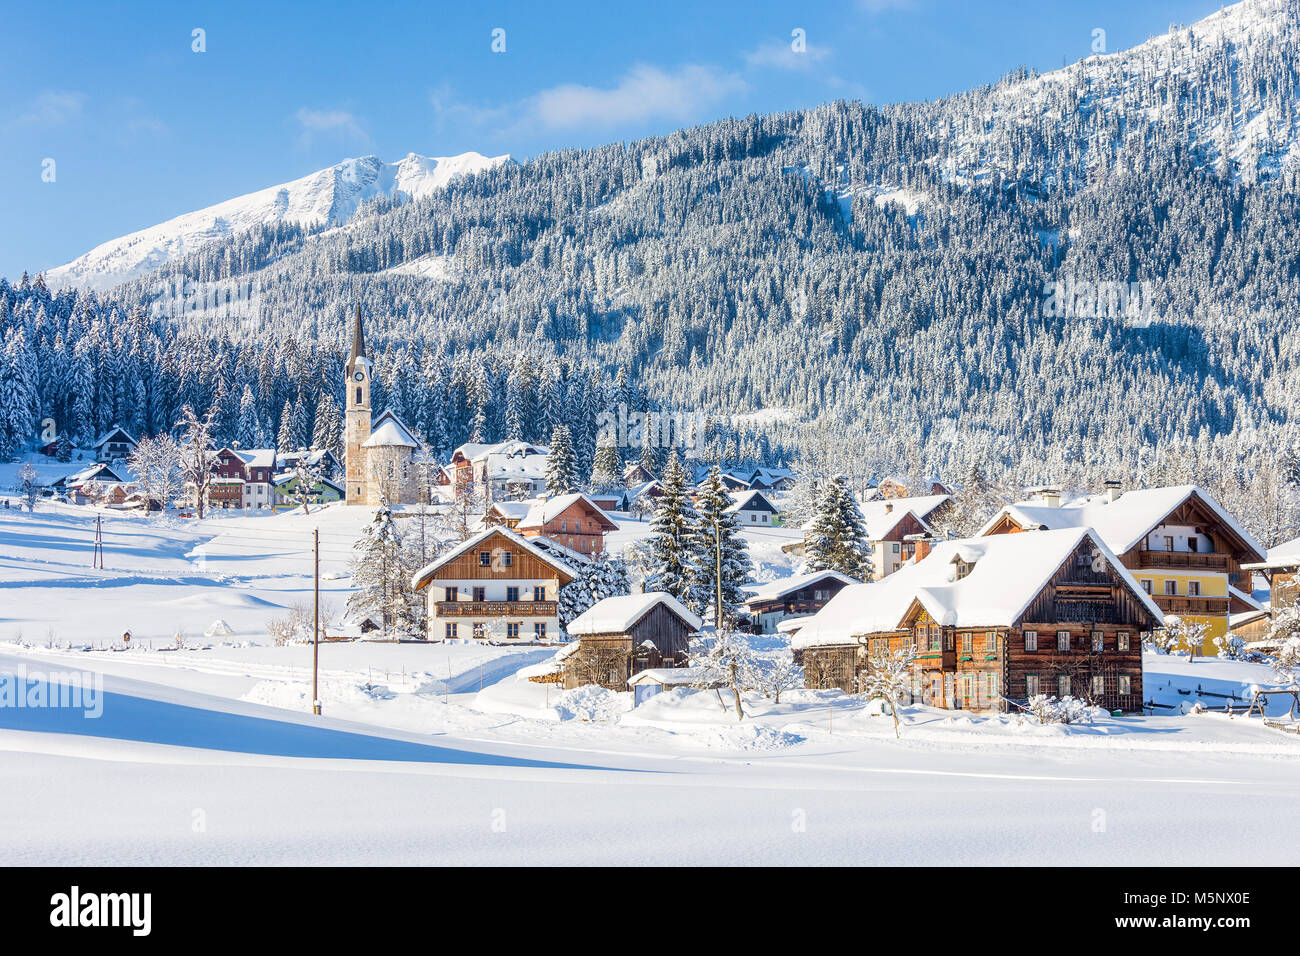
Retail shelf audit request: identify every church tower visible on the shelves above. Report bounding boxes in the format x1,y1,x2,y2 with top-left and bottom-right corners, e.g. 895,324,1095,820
344,305,372,505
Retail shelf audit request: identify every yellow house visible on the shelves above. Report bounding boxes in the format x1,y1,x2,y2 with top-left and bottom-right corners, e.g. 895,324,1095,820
979,484,1265,653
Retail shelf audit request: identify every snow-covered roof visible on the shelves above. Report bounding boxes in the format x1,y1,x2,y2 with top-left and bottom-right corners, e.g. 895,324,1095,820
791,528,1163,650
410,525,579,589
234,448,277,469
567,591,703,636
743,569,859,604
487,500,534,521
92,425,136,448
1243,534,1300,571
362,411,419,448
518,492,618,531
628,666,708,687
725,489,777,514
979,485,1264,561
775,615,813,634
1229,585,1263,612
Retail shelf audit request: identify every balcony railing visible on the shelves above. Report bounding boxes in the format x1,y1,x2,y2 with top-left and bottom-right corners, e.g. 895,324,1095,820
1136,550,1229,571
435,601,557,618
1151,595,1229,615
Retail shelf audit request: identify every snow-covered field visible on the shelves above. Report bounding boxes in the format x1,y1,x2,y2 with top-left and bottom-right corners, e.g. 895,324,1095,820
2,503,1299,865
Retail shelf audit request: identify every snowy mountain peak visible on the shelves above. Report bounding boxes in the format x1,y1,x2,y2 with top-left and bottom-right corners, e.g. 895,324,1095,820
45,151,512,293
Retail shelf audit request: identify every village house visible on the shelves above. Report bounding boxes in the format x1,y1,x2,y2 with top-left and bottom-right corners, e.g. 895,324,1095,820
448,439,549,501
92,425,137,463
979,484,1265,654
622,462,655,486
795,528,1162,714
562,592,701,691
725,489,780,527
743,568,858,633
877,475,951,499
50,462,130,502
272,472,344,510
746,467,794,491
516,492,618,556
411,526,578,643
860,496,948,580
1240,535,1300,649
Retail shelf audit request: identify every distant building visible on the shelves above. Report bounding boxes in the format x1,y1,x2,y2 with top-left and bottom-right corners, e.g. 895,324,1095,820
516,493,618,557
725,489,780,527
92,426,137,463
743,569,858,633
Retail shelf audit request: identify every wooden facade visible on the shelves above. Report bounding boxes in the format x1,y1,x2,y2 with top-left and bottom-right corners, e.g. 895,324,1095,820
801,538,1156,713
519,497,617,556
563,601,697,691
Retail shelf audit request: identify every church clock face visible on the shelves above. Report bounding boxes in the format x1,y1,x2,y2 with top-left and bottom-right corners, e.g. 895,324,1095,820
353,371,365,382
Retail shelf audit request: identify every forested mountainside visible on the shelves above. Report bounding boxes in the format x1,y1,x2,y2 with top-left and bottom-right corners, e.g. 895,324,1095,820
5,0,1300,505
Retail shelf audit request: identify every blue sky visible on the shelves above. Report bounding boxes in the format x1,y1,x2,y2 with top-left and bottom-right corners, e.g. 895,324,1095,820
1,0,1225,281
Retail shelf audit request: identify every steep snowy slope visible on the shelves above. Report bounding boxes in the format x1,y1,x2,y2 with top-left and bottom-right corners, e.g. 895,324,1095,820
45,151,511,293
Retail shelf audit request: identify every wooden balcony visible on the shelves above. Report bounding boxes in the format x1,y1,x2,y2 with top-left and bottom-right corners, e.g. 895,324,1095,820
1134,550,1229,572
1152,595,1229,616
435,601,556,618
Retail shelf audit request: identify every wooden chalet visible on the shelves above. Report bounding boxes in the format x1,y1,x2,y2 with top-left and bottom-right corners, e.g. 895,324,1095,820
562,592,702,691
411,526,579,643
743,569,858,633
795,529,1162,714
726,489,780,527
980,485,1265,654
516,492,618,556
92,425,137,463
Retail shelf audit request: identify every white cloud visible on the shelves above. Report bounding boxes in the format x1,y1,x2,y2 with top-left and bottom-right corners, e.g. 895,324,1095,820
527,64,748,130
744,40,832,71
14,90,86,127
294,108,368,147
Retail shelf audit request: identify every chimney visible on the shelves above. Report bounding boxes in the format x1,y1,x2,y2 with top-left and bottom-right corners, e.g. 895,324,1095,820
1036,486,1061,508
1104,480,1121,504
884,502,893,513
904,532,933,563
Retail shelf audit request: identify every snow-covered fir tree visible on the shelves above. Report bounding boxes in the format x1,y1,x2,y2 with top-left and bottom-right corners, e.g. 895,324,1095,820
588,437,622,493
645,449,702,605
347,505,419,636
802,475,873,580
546,423,578,496
692,465,754,626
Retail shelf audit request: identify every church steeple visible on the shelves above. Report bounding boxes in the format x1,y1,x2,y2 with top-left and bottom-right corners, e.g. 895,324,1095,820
348,303,367,371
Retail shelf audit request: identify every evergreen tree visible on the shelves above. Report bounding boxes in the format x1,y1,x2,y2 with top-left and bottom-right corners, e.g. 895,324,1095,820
589,437,622,493
558,553,631,635
803,475,873,580
692,466,754,626
347,505,419,636
645,450,702,605
546,423,578,496
312,392,342,459
276,400,295,452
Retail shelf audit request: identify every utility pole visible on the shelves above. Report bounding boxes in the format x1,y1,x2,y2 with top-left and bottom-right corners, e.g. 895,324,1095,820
312,526,321,715
92,514,104,570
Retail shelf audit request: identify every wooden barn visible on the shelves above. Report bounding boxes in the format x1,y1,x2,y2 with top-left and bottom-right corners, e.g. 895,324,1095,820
562,592,703,691
795,528,1163,714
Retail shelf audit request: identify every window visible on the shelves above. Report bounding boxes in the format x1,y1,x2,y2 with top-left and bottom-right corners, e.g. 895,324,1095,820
943,632,954,651
1092,675,1105,695
814,589,829,601
986,632,998,653
1092,632,1104,652
986,674,998,698
1188,580,1200,596
473,586,485,602
445,622,457,639
506,586,519,602
560,519,567,532
1056,630,1070,651
1058,675,1071,697
1188,537,1199,553
1117,631,1130,652
1026,675,1040,696
1163,535,1174,551
750,513,757,522
1024,630,1038,651
1118,675,1131,695
472,623,485,640
963,676,974,701
1141,579,1152,593
445,587,458,602
1164,580,1177,596
506,622,520,639
355,387,362,404
533,586,546,601
502,551,513,568
892,543,900,553
534,622,546,639
478,551,491,567
961,632,972,653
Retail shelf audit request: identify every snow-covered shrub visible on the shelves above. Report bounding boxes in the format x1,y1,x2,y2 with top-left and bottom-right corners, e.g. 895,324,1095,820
1023,694,1102,725
267,603,314,646
1213,633,1245,660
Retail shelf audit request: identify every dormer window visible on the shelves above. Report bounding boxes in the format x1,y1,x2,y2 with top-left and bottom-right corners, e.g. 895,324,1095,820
955,559,974,580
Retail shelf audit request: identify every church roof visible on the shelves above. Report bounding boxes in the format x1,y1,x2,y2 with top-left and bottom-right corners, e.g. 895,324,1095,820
362,410,419,448
348,304,367,371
